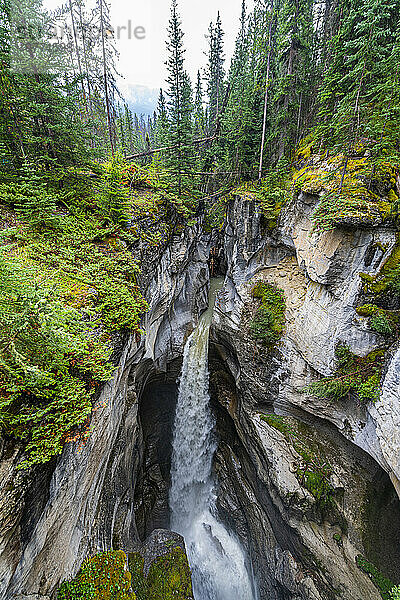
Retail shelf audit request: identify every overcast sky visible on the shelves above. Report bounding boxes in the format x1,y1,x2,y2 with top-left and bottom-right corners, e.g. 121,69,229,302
111,0,252,92
43,0,253,111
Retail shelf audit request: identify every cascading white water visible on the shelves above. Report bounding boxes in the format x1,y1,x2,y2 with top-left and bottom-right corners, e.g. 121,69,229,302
169,279,256,600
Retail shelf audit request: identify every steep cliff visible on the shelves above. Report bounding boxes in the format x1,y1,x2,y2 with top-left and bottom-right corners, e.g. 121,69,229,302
1,184,399,600
209,190,400,599
0,224,210,599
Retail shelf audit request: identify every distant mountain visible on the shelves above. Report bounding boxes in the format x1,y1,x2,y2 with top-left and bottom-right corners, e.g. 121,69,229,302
119,83,159,116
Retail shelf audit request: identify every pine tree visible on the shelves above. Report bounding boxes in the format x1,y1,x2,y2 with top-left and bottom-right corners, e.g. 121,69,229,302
164,0,194,194
155,88,169,148
205,12,225,135
194,71,205,138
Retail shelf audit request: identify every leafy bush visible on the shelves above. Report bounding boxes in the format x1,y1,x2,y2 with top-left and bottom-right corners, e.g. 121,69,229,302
250,282,286,347
0,258,113,468
370,313,395,335
303,344,384,403
356,304,397,335
58,551,134,600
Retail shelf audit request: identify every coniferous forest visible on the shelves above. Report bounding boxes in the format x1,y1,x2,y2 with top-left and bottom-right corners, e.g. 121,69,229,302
1,0,400,598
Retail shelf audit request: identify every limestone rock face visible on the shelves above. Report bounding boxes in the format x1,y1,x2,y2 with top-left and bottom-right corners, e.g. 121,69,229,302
209,192,400,599
214,192,399,487
1,190,399,600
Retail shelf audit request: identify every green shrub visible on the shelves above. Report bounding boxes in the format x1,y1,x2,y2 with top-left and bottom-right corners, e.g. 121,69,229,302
250,282,286,347
303,344,384,403
390,586,400,600
356,555,394,600
255,163,291,228
370,313,395,335
356,304,397,335
97,155,131,225
57,551,134,600
0,258,113,468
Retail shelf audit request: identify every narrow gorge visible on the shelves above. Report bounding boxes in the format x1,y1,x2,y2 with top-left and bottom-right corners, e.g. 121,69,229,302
2,0,400,597
2,182,400,600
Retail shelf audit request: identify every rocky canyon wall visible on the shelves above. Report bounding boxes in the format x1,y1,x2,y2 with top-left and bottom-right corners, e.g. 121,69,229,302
1,190,399,600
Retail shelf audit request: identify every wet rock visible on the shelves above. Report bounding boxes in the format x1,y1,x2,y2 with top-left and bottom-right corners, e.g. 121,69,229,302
209,192,400,599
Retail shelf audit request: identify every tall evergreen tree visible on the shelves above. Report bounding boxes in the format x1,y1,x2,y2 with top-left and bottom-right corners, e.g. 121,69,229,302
205,12,225,135
164,0,194,194
194,70,205,138
155,88,169,148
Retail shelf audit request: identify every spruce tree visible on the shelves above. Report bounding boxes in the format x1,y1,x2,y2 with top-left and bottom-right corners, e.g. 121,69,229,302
155,88,169,148
194,71,205,138
165,0,194,194
205,12,225,135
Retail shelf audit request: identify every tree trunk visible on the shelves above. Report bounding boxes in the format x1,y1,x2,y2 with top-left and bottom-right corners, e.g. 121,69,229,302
100,0,115,156
258,11,273,182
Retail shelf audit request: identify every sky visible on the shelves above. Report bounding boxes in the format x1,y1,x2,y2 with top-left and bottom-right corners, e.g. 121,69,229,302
43,0,252,113
111,0,251,94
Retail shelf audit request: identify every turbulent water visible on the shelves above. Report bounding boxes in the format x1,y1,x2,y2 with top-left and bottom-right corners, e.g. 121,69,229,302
169,279,256,600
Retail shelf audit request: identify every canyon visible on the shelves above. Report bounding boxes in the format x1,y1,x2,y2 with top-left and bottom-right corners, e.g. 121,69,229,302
1,189,400,600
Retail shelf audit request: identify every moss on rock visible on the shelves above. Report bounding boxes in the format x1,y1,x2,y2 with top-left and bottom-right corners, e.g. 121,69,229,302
356,555,394,600
260,413,335,505
57,545,194,600
57,550,134,600
292,151,399,231
128,546,193,600
303,343,384,403
250,282,286,347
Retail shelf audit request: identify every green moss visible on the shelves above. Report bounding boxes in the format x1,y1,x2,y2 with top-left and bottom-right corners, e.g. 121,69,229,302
356,304,397,335
128,547,193,600
147,547,193,599
390,586,400,599
128,554,148,600
260,414,334,504
362,237,400,298
292,154,399,231
58,547,194,600
356,304,379,317
356,555,394,600
303,344,384,403
57,550,135,600
250,282,286,347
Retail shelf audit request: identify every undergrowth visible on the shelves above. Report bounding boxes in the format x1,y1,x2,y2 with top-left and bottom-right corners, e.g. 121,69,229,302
292,137,399,232
356,555,395,600
250,281,286,347
303,343,384,403
57,551,134,600
260,414,334,505
0,156,197,468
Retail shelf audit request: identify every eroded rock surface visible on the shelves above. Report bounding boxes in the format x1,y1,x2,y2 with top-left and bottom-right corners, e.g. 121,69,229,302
209,192,400,599
1,191,399,600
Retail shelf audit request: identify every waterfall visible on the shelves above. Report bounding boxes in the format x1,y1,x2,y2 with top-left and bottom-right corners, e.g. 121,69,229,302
169,279,256,600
